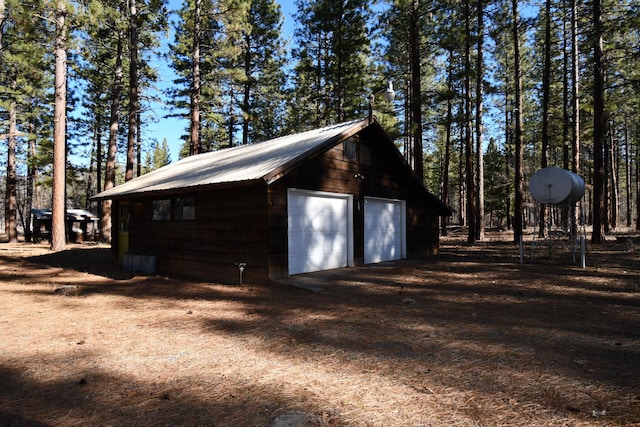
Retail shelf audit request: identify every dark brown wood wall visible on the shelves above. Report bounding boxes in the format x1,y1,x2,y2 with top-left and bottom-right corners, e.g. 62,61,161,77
117,128,443,283
125,184,269,284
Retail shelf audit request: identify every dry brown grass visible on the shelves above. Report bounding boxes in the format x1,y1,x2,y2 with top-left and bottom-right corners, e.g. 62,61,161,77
1,231,639,426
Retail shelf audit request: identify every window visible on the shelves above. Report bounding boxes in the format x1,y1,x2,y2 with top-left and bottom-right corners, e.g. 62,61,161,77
344,139,357,161
152,199,171,221
151,197,195,221
174,197,195,220
119,202,130,231
343,137,372,165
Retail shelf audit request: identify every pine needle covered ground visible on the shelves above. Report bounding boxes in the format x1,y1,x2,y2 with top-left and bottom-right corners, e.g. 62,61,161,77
1,231,638,426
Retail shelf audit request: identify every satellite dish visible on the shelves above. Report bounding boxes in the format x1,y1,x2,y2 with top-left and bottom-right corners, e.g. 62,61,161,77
529,166,585,205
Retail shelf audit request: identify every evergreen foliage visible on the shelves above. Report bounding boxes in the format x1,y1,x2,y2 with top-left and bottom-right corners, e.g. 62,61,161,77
1,0,640,241
287,0,374,130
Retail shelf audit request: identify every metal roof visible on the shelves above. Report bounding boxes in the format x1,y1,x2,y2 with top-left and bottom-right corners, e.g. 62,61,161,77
92,119,367,200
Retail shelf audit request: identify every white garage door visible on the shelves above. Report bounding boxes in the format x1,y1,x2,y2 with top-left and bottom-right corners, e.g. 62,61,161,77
364,197,406,264
288,189,353,275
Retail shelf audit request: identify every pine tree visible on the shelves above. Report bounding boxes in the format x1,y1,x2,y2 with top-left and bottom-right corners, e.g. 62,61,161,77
485,138,509,229
78,0,124,233
1,0,51,242
78,0,166,240
607,1,640,229
240,0,287,144
537,0,552,237
570,0,580,178
463,0,476,244
216,0,251,148
126,0,139,181
126,0,167,176
289,0,373,129
51,0,68,251
511,0,524,243
168,0,248,154
591,0,605,243
189,0,202,154
409,0,424,183
475,0,485,241
142,138,171,173
382,0,443,179
81,0,129,243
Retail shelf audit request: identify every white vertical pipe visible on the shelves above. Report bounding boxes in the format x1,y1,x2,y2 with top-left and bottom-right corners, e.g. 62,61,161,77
519,234,524,264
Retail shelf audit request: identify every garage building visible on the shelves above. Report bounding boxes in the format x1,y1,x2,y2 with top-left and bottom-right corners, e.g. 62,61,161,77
92,118,452,283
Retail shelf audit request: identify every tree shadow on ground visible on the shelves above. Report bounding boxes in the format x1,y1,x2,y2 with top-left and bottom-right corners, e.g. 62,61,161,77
0,362,329,426
23,246,133,280
2,237,640,425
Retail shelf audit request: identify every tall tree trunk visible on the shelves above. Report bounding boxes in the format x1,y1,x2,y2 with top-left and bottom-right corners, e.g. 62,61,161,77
86,122,97,210
441,134,451,235
512,0,524,243
541,0,551,171
475,0,485,241
25,118,37,242
0,0,4,49
569,0,581,236
322,34,330,126
190,0,201,155
458,117,465,226
409,0,423,182
228,87,235,147
441,53,454,237
242,30,251,146
571,0,580,175
0,0,9,241
126,0,138,181
505,107,512,231
102,32,124,243
313,33,322,128
51,0,68,251
591,0,606,243
603,124,609,232
562,0,569,172
335,2,345,123
539,0,551,238
5,89,18,243
95,115,103,225
609,128,618,230
625,119,631,227
465,0,476,244
137,111,142,176
404,80,412,166
636,136,640,231
561,0,570,232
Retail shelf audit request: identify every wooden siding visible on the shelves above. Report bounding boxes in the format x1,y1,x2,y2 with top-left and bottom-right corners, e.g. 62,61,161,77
125,184,269,284
267,130,441,278
117,126,443,283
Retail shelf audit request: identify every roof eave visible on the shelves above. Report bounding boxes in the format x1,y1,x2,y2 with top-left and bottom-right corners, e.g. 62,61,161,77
363,121,453,217
89,179,265,201
263,118,370,185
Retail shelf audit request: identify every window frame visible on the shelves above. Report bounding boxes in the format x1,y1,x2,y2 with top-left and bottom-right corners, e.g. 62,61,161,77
151,199,172,221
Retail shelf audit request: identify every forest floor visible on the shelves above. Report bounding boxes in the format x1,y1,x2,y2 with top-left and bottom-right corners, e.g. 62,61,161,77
0,229,639,426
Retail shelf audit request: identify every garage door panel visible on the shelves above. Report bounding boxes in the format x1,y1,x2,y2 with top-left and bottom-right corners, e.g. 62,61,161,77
364,198,405,264
288,190,352,275
290,202,346,229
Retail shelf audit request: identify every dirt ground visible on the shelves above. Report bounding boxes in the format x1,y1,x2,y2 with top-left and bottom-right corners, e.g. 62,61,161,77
0,230,639,426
